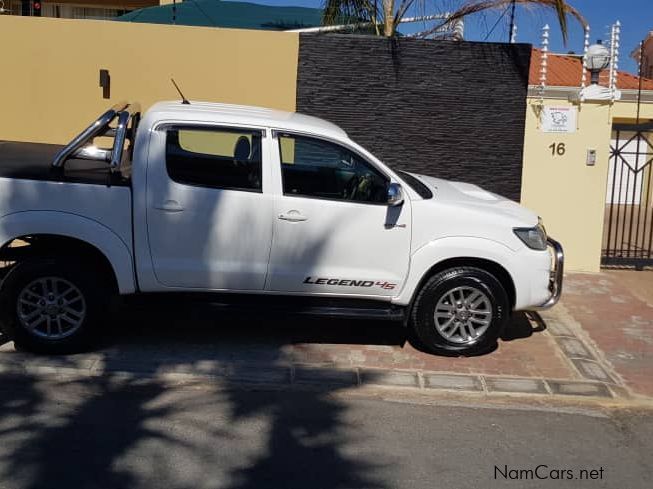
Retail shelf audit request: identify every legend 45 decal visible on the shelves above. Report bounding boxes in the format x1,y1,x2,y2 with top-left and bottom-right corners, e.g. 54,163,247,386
303,277,397,290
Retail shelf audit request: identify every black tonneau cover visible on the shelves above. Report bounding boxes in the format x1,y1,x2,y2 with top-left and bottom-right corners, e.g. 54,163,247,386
0,141,129,186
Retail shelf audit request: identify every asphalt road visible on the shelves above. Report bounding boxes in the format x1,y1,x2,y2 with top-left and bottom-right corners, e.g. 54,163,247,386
0,373,651,489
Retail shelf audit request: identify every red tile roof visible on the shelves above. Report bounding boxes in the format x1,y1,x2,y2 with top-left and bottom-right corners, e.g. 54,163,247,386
529,48,653,90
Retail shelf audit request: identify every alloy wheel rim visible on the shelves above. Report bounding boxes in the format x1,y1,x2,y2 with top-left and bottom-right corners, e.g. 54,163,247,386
16,277,86,340
434,285,493,344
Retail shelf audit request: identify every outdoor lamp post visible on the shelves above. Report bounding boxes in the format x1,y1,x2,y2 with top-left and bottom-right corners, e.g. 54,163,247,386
586,41,611,84
574,39,620,102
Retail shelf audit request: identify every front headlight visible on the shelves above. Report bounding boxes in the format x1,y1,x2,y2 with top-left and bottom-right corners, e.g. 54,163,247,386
513,222,547,250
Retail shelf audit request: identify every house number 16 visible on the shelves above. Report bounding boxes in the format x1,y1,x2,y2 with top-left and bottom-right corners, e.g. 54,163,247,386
548,142,566,156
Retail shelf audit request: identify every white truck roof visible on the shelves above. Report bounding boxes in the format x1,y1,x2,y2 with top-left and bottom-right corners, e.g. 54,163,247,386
146,101,348,140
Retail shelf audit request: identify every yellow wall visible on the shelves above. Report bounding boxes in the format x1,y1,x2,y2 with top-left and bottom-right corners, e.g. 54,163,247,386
610,101,653,120
179,129,254,157
0,16,299,144
521,97,653,272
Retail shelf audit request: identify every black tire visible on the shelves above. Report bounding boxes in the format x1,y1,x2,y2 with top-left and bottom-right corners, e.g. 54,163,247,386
410,267,510,356
0,257,109,354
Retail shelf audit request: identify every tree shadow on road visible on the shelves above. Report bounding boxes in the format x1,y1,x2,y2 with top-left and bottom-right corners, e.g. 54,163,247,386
222,387,386,489
0,374,173,489
0,310,391,489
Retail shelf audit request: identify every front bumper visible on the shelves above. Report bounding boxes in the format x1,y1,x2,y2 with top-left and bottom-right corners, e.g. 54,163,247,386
535,237,564,309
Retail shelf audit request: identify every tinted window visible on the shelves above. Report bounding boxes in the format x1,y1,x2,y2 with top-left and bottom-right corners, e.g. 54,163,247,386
395,170,433,199
166,127,262,191
278,134,389,204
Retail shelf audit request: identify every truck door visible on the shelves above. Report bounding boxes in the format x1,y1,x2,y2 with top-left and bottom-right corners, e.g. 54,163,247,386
145,124,273,290
266,132,411,297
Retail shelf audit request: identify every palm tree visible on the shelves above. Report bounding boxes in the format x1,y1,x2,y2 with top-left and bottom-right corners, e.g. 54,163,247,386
322,0,587,42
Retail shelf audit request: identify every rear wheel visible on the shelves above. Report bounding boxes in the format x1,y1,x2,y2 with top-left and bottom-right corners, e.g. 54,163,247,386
0,258,108,354
410,267,509,355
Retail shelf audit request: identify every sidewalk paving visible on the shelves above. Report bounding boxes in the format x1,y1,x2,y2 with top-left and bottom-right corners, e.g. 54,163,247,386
561,270,653,398
0,271,651,403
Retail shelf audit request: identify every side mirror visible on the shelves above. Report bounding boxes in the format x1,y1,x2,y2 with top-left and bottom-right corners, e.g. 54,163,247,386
387,182,404,206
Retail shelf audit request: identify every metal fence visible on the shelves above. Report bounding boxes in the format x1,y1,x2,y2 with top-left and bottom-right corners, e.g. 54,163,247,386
602,122,653,269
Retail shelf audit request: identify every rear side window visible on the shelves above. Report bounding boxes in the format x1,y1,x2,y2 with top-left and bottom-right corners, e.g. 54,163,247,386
166,127,262,191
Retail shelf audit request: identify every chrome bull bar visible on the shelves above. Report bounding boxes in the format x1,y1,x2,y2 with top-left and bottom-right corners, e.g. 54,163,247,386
52,102,141,171
537,237,564,309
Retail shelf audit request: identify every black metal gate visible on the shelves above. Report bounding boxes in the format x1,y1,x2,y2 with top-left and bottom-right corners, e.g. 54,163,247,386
602,123,653,269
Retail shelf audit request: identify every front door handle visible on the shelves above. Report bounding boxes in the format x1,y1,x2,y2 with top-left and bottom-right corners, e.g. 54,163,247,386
278,210,308,222
154,200,184,213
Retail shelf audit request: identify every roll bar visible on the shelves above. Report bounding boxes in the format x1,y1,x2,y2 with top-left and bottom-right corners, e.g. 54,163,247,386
52,102,141,170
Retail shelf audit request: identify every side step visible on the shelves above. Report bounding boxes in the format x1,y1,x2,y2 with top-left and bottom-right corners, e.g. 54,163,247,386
127,293,406,322
281,305,405,321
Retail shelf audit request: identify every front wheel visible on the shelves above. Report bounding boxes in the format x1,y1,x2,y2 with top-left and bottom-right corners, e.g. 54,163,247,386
0,258,108,354
410,267,510,355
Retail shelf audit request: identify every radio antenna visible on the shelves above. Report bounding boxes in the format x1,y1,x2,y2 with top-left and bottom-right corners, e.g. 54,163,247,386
170,78,190,105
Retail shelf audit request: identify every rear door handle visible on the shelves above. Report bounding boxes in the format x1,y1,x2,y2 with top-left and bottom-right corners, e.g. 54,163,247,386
278,210,308,222
154,200,184,212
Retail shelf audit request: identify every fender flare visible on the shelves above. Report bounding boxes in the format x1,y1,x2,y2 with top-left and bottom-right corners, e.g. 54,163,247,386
394,236,519,306
0,211,136,294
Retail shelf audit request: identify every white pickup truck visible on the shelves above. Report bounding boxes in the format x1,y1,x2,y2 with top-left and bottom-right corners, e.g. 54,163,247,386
0,101,563,355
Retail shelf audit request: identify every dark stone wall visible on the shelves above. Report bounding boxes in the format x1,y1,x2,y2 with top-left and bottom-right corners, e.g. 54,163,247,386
296,34,531,201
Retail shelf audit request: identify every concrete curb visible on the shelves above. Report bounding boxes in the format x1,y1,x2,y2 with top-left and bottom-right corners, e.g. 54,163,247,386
0,354,627,402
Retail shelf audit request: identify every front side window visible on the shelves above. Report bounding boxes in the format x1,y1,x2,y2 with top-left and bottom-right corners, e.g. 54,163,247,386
166,126,262,191
278,134,389,204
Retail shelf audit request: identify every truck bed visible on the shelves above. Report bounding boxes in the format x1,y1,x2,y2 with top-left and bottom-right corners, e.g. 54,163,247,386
0,141,129,186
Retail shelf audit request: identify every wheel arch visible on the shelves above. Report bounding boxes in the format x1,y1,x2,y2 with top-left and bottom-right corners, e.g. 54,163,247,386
1,234,121,295
395,237,518,309
408,257,516,310
0,211,135,294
